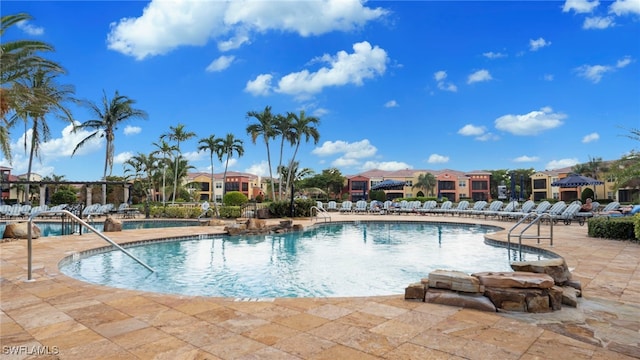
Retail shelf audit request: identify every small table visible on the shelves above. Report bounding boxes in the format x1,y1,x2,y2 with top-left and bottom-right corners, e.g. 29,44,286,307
121,208,139,219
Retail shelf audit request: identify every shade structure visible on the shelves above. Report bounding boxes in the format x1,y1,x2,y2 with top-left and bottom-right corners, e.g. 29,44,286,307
371,179,406,191
551,174,604,187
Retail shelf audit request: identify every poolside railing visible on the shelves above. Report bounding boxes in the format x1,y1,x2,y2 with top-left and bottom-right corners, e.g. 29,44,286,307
507,212,554,261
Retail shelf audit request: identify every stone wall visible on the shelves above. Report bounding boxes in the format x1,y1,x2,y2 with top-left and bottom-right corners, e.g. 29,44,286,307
405,258,582,313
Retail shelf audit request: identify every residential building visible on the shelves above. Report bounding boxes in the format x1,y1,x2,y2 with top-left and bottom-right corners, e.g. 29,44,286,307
187,171,265,202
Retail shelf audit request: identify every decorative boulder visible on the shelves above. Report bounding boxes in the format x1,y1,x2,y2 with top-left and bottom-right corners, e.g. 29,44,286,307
3,222,41,239
405,283,426,301
103,216,122,232
561,286,580,307
425,288,497,312
484,287,553,313
510,258,572,284
425,270,484,293
246,218,267,230
472,271,555,289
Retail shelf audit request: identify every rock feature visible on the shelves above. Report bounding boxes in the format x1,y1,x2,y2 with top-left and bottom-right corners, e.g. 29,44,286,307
2,222,42,239
425,270,484,293
473,271,554,289
425,288,497,312
510,258,572,284
103,216,122,232
404,282,426,301
561,286,580,307
224,219,302,236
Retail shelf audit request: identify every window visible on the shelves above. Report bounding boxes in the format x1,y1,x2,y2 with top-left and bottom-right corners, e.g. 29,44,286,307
405,180,413,187
439,181,455,190
226,182,239,192
533,179,547,189
471,181,488,190
242,183,249,192
215,183,222,189
458,181,466,187
200,182,210,191
351,181,366,190
553,192,559,199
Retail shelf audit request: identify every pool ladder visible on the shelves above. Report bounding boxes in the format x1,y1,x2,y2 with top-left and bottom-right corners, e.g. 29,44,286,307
310,206,331,223
26,210,155,281
507,212,554,261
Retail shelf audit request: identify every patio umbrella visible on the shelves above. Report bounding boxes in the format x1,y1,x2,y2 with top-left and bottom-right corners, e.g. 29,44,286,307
371,179,406,191
551,173,604,187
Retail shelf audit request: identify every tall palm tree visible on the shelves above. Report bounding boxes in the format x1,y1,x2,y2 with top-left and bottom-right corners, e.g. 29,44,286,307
246,106,277,200
124,152,156,218
216,133,244,196
72,90,148,180
274,113,293,200
161,123,195,204
151,138,176,206
413,172,437,196
284,110,320,197
1,13,64,163
164,157,195,202
11,68,75,203
197,134,222,215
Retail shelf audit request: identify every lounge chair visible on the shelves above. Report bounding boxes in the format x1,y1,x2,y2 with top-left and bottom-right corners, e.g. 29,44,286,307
596,202,620,216
494,201,518,220
399,200,421,214
549,202,582,225
480,200,504,219
6,204,25,219
448,200,470,216
459,201,486,217
354,200,368,213
416,200,437,214
431,201,452,215
339,201,353,213
501,200,535,221
0,204,11,218
575,201,599,225
326,201,338,212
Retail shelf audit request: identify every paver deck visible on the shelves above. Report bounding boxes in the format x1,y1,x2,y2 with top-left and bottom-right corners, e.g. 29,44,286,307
1,213,638,359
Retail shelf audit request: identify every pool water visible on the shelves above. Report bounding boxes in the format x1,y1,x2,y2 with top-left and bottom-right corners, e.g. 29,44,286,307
59,222,556,298
0,220,199,237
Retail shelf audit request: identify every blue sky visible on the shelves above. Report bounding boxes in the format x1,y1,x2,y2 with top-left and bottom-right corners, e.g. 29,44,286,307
2,0,639,181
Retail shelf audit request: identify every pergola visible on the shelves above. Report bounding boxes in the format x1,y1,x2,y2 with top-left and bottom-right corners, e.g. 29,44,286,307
0,179,133,206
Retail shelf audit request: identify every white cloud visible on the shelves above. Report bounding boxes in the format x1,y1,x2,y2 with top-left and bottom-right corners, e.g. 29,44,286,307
123,125,142,135
513,155,540,162
529,37,551,51
384,100,398,108
182,150,205,163
617,56,632,68
434,70,457,91
475,132,500,141
495,107,566,135
583,16,615,29
206,55,235,72
361,161,412,171
544,74,554,81
563,0,600,13
434,70,447,82
312,139,377,159
467,69,492,84
331,157,359,167
113,151,134,165
42,123,103,157
312,108,329,117
582,132,600,143
546,158,579,170
274,41,388,97
482,51,507,59
458,124,486,136
245,160,272,177
609,0,640,15
16,20,44,36
107,0,388,60
575,64,612,83
427,154,449,164
245,74,273,96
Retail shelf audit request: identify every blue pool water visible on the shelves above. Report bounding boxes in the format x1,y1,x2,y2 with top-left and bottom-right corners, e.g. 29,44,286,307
59,221,556,298
0,220,199,237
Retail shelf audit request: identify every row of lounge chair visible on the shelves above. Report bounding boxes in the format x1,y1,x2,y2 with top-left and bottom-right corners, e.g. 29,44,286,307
317,199,624,226
0,202,137,219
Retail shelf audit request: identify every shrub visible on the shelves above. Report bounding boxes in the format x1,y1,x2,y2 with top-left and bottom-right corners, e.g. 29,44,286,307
588,216,638,241
223,191,248,206
369,190,386,202
268,199,315,218
581,188,594,203
50,190,77,205
255,194,264,203
150,206,201,219
219,206,241,218
635,213,640,240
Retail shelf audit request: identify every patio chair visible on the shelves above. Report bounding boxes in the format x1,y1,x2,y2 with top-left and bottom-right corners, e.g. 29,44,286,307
0,204,11,218
416,200,437,214
549,203,582,225
480,200,504,219
326,201,338,212
501,200,535,221
354,200,368,213
448,200,469,216
431,201,452,215
339,201,353,213
459,201,486,217
575,201,599,225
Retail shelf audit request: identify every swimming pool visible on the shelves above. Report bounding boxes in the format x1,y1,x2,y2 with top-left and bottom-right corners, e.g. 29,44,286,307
0,220,199,237
59,221,557,298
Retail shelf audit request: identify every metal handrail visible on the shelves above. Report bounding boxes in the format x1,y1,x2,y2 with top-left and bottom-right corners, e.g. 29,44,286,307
507,212,554,261
310,206,331,223
27,210,155,280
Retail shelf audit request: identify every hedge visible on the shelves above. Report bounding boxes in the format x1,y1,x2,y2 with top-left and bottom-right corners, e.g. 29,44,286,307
587,214,640,241
268,199,315,218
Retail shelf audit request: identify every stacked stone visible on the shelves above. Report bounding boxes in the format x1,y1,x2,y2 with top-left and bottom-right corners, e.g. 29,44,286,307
404,258,582,313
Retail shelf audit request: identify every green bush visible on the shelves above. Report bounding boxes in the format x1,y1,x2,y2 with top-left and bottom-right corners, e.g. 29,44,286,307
149,206,201,218
50,190,77,205
581,188,594,203
219,206,241,218
268,199,315,218
369,190,386,202
588,216,638,241
223,191,248,206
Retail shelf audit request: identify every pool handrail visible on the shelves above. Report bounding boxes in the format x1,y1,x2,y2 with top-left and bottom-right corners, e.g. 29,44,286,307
310,205,331,223
507,212,554,261
27,210,155,281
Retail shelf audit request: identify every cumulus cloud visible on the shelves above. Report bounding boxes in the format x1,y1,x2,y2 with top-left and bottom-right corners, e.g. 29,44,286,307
575,64,612,83
123,125,141,135
467,69,492,84
513,155,540,162
361,161,412,171
245,160,272,177
494,106,566,135
16,20,44,36
529,37,551,51
206,55,235,72
182,150,205,163
427,154,449,164
458,124,486,136
107,0,388,60
434,70,458,92
582,132,600,143
245,74,273,96
546,158,579,170
312,139,377,159
583,16,615,29
384,100,398,108
609,0,640,15
113,151,134,166
273,41,388,97
563,0,600,13
482,51,507,59
617,56,633,68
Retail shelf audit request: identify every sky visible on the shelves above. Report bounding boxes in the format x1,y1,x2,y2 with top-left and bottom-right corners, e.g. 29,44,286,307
2,0,639,182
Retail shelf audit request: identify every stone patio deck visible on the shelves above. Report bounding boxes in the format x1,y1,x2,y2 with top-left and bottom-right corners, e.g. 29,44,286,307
1,213,638,359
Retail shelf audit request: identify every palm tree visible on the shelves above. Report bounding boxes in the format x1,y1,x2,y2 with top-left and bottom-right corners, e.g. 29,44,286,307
216,133,244,197
246,106,278,200
151,138,176,206
413,172,437,196
164,157,195,202
284,110,320,198
161,123,195,204
274,113,293,200
124,152,156,218
11,68,75,203
72,90,148,180
1,13,64,163
197,134,222,216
